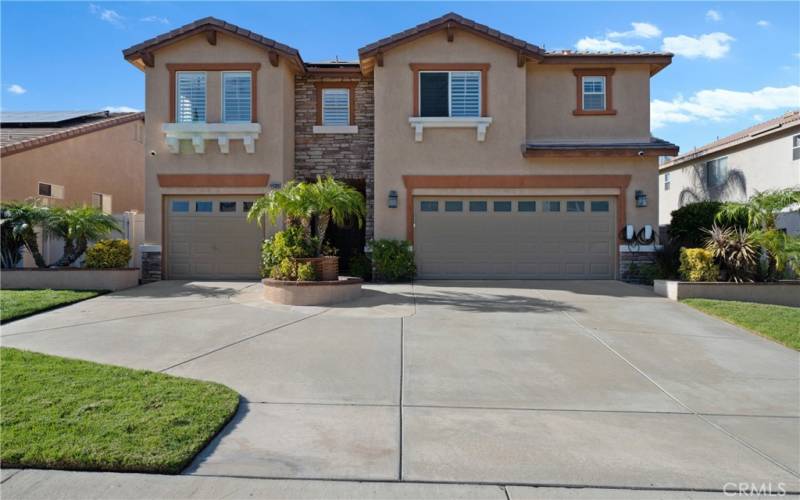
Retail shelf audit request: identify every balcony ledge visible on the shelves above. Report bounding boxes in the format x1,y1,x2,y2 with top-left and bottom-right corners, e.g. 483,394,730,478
161,122,261,154
408,117,493,142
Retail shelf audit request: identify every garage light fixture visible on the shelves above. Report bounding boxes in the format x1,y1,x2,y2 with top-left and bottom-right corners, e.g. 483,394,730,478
388,190,398,208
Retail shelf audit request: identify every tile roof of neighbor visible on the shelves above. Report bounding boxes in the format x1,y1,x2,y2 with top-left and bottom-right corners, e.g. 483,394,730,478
358,12,545,58
660,110,800,171
122,17,305,71
0,111,144,156
524,137,679,156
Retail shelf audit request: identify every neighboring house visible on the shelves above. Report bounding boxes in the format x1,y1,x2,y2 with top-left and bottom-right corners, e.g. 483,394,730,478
1,110,145,214
123,13,678,281
659,110,800,235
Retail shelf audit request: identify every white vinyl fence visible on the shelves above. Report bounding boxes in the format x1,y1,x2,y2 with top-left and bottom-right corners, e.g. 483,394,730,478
21,212,145,269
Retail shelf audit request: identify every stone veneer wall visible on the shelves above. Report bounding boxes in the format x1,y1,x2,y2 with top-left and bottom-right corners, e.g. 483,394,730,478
620,248,658,284
294,75,375,240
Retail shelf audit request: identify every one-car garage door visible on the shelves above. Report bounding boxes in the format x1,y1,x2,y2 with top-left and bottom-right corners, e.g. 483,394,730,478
165,196,264,279
414,197,616,279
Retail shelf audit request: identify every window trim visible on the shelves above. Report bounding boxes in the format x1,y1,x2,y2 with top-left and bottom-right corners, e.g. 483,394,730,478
221,71,253,123
664,172,671,191
175,71,207,124
793,134,800,161
410,63,489,118
705,156,729,189
167,63,260,123
573,68,616,116
314,81,357,126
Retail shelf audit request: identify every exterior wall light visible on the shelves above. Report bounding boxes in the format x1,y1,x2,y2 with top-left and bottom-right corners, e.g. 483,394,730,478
635,190,648,207
388,190,398,208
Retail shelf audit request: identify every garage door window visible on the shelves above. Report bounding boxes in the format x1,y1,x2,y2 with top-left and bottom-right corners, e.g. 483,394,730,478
171,200,190,213
518,201,536,212
420,201,439,212
493,201,512,212
243,201,254,212
196,201,213,213
591,201,610,212
543,201,561,212
566,201,585,212
445,201,463,212
219,201,237,213
469,201,488,212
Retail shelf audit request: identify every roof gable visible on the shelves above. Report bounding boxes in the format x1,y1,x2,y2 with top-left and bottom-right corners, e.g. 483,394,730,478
122,17,304,73
358,12,544,74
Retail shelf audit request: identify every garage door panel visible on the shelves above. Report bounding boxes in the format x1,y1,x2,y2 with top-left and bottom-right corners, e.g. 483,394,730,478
415,197,615,280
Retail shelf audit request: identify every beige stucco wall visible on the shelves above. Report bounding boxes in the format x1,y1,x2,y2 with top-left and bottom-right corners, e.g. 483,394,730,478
143,32,295,243
659,127,800,224
1,119,145,213
527,64,651,142
373,28,659,241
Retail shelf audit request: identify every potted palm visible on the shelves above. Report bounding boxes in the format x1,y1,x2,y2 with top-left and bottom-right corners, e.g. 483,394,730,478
248,176,365,281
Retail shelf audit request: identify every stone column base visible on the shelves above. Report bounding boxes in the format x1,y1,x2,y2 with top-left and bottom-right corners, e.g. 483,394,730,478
140,244,162,283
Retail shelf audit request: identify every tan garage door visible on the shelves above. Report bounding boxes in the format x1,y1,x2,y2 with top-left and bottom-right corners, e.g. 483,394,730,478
166,196,264,279
414,197,616,279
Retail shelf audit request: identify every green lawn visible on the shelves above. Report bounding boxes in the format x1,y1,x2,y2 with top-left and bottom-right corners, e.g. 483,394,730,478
0,289,103,323
0,348,240,473
682,298,800,350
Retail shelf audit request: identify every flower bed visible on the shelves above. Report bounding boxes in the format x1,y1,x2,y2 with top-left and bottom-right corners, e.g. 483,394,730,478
654,280,800,308
262,276,363,306
2,268,140,292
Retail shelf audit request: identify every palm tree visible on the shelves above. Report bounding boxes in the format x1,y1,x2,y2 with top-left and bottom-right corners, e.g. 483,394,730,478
306,176,365,256
716,187,800,278
46,206,121,267
247,181,312,228
0,201,48,267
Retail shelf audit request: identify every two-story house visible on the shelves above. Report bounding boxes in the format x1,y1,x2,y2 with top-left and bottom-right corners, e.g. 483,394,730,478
124,13,677,281
659,111,800,235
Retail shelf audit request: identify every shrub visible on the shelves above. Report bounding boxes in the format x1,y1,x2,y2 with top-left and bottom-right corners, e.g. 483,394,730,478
85,239,132,269
260,226,316,278
347,254,372,280
370,239,415,282
269,258,316,281
679,248,719,282
703,224,757,282
668,201,724,248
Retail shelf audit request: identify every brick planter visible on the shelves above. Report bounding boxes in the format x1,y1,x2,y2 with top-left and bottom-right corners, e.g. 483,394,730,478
294,256,339,281
654,280,800,307
262,276,363,306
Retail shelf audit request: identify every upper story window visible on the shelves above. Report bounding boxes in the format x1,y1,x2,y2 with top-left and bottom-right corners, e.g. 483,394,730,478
793,134,800,161
664,172,671,191
176,72,206,123
573,68,616,116
222,72,252,123
322,88,350,125
706,157,728,189
419,71,481,118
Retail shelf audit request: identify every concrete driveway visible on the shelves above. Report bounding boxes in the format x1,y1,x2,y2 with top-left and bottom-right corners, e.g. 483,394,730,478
2,280,798,494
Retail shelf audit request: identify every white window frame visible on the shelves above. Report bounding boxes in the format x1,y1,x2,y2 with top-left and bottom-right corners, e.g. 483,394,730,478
664,172,671,191
37,182,64,200
321,87,351,126
705,156,729,189
92,192,112,214
221,71,252,124
175,71,207,124
418,70,482,118
582,76,606,111
793,134,800,161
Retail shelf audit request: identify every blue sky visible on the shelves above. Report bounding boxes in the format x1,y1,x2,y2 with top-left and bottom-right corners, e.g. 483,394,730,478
1,2,798,153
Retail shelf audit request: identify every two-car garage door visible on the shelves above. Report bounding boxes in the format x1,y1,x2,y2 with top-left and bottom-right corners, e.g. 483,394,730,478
166,196,264,279
414,197,616,279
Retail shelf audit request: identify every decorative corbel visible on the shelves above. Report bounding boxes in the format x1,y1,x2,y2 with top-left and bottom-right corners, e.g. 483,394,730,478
446,23,454,42
217,136,229,154
166,137,179,154
140,51,155,68
191,136,205,154
517,51,526,68
376,51,384,67
243,135,255,154
268,51,279,67
205,29,217,46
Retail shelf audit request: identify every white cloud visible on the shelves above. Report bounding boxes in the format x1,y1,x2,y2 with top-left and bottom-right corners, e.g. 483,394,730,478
752,114,765,122
662,32,734,59
756,20,770,28
140,15,169,24
575,37,643,52
706,9,722,22
7,84,26,95
103,106,140,113
89,4,124,28
651,85,800,129
608,22,662,39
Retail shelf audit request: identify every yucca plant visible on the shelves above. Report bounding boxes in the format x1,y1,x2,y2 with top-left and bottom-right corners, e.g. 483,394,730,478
716,188,800,279
46,206,121,267
703,224,757,282
0,201,49,267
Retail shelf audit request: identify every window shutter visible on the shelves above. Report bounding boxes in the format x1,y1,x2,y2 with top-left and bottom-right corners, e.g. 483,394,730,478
176,72,206,123
322,88,350,125
419,73,449,117
223,72,252,123
450,71,480,117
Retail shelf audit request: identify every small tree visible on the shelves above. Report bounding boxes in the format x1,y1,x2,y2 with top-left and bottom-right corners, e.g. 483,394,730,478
716,188,800,279
46,206,121,267
0,201,49,268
